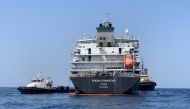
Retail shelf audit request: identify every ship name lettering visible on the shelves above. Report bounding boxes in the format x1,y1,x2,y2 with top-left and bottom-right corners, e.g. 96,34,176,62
92,79,116,82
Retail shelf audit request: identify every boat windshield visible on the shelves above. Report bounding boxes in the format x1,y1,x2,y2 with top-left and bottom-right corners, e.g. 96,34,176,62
31,78,44,82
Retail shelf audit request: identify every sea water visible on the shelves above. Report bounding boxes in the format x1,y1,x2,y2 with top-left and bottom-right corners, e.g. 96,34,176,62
0,87,190,109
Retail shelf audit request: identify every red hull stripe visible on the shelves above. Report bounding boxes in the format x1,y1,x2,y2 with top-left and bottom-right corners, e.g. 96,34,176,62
69,93,126,96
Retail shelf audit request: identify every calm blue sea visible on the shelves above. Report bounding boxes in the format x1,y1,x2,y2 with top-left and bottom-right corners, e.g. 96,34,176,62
0,88,190,109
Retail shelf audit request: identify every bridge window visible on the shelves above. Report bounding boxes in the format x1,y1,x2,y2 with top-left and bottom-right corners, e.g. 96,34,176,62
99,42,103,47
82,57,85,61
107,42,111,47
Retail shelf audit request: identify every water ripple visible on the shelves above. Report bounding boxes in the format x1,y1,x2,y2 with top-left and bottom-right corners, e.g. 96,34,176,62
0,88,190,109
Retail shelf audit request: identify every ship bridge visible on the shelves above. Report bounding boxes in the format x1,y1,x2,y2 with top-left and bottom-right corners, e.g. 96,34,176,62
96,18,115,47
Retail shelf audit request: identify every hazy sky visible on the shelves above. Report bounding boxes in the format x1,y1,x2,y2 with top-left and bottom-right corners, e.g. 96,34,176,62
0,0,190,88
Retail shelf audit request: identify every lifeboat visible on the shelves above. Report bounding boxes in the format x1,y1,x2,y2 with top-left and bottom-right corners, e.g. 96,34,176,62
125,53,133,69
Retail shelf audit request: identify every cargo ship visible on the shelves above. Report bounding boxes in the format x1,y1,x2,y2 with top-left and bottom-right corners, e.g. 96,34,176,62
70,17,142,94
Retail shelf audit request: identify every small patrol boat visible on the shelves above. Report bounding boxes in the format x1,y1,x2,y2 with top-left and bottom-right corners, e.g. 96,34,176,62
17,73,74,94
139,69,157,91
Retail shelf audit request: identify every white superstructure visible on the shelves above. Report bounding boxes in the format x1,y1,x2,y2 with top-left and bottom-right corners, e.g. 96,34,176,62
71,18,141,77
26,73,53,88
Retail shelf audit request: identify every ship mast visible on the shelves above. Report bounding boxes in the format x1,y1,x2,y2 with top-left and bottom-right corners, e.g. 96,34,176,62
105,12,110,22
141,57,144,75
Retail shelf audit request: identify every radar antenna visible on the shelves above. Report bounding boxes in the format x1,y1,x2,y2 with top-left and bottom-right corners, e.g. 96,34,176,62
124,29,129,39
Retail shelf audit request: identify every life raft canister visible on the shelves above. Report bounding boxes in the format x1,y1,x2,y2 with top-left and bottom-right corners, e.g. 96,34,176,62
125,53,133,69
